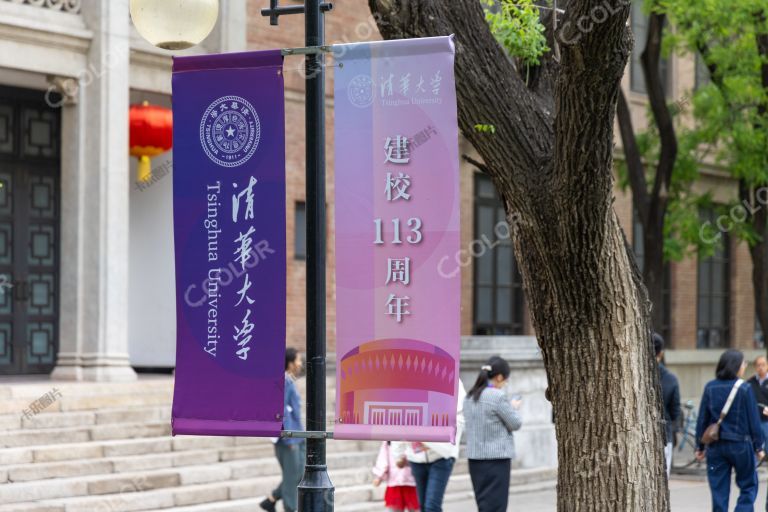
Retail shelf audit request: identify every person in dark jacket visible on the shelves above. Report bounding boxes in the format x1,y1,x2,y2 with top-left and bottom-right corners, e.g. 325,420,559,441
747,355,768,445
747,355,768,512
695,349,766,512
653,333,681,477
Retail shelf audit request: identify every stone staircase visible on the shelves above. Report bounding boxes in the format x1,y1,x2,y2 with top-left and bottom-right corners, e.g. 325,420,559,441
0,376,556,511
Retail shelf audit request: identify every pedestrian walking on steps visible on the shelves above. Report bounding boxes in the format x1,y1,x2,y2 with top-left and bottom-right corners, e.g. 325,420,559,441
260,348,306,512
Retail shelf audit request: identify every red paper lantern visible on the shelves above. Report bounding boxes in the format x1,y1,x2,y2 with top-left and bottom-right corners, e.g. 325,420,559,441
129,101,173,182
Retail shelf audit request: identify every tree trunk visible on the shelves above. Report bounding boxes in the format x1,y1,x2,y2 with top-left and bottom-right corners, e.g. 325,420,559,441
755,13,768,348
753,231,768,348
643,214,667,333
639,12,675,336
367,1,669,510
742,182,768,348
515,209,666,511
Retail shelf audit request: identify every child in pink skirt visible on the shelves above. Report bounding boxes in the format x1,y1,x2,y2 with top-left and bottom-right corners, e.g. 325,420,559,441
372,441,420,512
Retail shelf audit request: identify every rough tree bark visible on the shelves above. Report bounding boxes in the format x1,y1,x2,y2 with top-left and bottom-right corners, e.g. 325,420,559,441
616,12,677,334
367,1,669,510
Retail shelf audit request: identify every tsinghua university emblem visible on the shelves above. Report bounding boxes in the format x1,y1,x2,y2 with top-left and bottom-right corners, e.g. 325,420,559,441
200,95,261,167
347,74,374,108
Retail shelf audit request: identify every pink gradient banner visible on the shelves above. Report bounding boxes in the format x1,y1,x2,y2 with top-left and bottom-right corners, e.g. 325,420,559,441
333,36,461,442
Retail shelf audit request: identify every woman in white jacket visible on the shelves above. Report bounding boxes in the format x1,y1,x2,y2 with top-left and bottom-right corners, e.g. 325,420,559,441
392,381,466,512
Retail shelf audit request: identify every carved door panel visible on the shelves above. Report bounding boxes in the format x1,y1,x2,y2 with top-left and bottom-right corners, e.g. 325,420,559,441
0,90,60,375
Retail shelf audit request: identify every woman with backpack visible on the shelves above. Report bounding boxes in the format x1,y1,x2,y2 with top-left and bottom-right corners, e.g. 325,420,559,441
695,349,766,511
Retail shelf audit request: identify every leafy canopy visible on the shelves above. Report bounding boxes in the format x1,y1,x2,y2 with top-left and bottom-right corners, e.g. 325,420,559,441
480,0,767,259
620,0,768,259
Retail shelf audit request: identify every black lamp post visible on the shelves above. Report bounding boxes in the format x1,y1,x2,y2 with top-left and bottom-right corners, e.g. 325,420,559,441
261,1,335,510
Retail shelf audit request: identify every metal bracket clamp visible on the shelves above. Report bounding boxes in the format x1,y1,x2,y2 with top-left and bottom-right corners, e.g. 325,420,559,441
281,45,335,56
280,430,335,439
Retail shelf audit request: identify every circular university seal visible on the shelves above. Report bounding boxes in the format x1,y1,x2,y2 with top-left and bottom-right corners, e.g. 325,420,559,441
347,74,374,108
200,95,261,167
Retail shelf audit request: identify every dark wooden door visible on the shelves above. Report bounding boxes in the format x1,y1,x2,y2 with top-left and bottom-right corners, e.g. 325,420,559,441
0,87,60,375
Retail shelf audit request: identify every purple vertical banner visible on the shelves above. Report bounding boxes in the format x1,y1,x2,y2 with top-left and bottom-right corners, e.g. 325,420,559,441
333,36,461,442
171,51,286,437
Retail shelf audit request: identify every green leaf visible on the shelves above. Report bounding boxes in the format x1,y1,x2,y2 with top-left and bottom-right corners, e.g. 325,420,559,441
474,124,497,134
482,0,549,66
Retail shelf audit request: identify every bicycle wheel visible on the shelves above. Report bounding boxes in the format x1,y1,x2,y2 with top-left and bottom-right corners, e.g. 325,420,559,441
671,433,701,471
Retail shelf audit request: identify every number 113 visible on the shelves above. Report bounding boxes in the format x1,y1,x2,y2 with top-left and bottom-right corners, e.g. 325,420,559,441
373,218,423,245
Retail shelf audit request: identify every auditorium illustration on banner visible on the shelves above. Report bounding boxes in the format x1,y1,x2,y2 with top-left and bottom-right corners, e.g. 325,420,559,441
170,50,287,437
333,36,461,442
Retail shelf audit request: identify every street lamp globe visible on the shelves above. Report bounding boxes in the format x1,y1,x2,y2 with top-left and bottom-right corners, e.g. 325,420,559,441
130,0,219,51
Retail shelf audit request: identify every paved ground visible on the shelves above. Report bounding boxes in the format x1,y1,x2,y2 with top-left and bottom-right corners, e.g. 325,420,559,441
444,477,768,511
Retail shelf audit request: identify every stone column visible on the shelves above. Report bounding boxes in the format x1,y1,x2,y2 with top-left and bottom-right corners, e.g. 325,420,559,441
50,76,85,381
51,0,135,381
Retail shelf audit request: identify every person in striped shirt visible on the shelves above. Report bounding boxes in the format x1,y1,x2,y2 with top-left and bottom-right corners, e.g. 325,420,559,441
463,356,522,512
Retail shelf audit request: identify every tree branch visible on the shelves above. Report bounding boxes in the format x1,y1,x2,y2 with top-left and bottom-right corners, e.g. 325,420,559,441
756,9,768,118
554,0,632,204
617,90,649,222
697,42,722,88
526,6,562,104
640,13,677,209
462,154,491,175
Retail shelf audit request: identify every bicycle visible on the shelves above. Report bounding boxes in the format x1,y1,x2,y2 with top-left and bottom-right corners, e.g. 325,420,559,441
671,400,703,471
671,400,768,472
